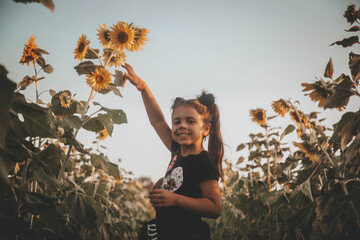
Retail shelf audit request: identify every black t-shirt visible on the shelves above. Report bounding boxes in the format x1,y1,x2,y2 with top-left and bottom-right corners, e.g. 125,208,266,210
156,142,219,239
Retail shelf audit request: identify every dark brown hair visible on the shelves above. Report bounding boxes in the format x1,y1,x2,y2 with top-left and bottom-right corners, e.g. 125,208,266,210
172,91,224,181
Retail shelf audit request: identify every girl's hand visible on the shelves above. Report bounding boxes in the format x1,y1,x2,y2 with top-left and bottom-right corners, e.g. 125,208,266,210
149,189,178,208
121,63,143,86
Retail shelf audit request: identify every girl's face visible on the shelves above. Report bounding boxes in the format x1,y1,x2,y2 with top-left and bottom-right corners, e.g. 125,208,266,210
171,105,210,148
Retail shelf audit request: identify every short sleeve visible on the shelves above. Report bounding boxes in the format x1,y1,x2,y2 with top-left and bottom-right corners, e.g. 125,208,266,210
195,153,219,184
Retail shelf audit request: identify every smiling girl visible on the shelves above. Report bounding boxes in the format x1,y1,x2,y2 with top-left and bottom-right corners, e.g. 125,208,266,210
122,63,223,240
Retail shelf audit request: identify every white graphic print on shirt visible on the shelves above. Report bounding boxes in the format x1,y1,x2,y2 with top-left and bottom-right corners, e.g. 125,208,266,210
162,167,183,192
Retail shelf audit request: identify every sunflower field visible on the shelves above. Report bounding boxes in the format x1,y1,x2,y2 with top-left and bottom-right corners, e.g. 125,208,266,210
0,14,153,239
206,4,360,240
1,1,360,240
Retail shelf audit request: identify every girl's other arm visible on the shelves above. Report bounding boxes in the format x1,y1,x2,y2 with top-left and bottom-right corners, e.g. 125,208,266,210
149,180,222,218
121,63,172,151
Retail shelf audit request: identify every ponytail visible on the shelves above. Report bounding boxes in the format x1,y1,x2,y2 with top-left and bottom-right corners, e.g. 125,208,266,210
197,91,224,182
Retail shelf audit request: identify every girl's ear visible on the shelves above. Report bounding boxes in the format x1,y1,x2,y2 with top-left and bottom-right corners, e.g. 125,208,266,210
203,123,211,137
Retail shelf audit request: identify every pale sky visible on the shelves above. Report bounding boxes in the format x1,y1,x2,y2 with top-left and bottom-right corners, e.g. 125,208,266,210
1,0,359,181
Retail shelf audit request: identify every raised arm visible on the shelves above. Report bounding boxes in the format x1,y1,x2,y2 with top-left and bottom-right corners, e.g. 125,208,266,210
121,63,172,151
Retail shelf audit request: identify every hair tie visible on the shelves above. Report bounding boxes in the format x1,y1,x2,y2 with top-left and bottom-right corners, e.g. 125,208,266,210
197,91,215,113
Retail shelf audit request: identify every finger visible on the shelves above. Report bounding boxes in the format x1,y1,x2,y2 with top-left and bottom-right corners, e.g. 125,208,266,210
124,63,134,71
150,189,163,194
121,64,131,72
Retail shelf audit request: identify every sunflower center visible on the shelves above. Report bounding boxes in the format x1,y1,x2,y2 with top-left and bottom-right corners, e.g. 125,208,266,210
255,112,264,120
104,30,111,41
96,75,104,83
117,32,129,44
78,43,85,53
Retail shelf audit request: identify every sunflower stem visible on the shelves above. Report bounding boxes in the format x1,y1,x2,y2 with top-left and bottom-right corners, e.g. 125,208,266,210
265,125,271,191
104,49,116,68
57,88,95,183
89,48,103,66
33,60,39,103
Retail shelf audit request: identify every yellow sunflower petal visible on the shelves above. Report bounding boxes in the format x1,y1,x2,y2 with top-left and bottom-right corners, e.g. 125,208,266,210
109,21,135,51
271,99,290,117
59,91,72,108
97,24,112,48
293,142,318,162
20,35,39,66
250,108,267,127
97,128,109,140
128,27,149,52
74,34,90,61
86,68,112,91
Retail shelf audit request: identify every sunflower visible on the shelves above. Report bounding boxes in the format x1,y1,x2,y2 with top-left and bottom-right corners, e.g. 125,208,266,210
74,34,90,61
109,21,135,51
290,111,310,128
128,27,149,52
97,24,112,48
293,142,318,162
97,129,109,140
59,91,72,108
250,109,267,127
271,99,290,117
20,35,39,66
103,48,126,68
86,67,112,91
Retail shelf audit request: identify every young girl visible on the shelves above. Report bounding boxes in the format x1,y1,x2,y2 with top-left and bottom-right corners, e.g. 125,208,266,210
122,63,223,240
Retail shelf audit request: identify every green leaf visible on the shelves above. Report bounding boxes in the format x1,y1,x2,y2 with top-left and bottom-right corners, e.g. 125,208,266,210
324,58,334,79
74,61,99,76
330,110,360,150
295,162,319,185
83,113,114,135
36,55,46,68
280,124,296,140
107,162,121,179
345,26,360,32
236,143,246,151
345,133,360,164
113,70,125,87
34,168,61,193
59,115,82,129
349,52,360,84
85,48,100,59
31,144,63,176
12,93,56,137
330,36,359,48
299,179,314,201
65,189,98,228
43,64,53,74
109,84,123,97
62,130,87,153
90,154,121,179
93,102,127,125
323,75,354,110
16,188,64,237
34,48,50,55
49,89,56,97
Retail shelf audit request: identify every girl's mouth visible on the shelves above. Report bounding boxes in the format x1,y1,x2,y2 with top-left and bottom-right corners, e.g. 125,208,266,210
175,131,191,137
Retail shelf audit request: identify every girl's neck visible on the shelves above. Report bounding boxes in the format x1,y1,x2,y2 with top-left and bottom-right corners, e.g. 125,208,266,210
180,144,204,157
